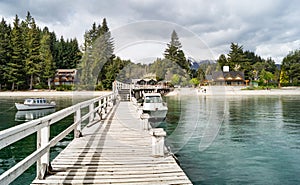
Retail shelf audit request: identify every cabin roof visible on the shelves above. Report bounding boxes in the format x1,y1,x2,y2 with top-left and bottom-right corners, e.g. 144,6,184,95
211,71,244,81
56,69,77,73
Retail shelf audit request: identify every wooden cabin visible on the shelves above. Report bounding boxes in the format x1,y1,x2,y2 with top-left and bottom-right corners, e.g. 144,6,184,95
53,69,77,86
210,71,245,86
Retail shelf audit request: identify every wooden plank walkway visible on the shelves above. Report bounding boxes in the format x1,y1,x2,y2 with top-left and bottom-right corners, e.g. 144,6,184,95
31,101,192,184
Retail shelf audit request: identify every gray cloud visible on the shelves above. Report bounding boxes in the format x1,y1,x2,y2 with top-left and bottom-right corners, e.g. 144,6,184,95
1,0,300,63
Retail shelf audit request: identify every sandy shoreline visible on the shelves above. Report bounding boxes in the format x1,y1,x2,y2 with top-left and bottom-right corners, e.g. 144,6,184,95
1,87,300,97
0,90,112,97
167,86,300,96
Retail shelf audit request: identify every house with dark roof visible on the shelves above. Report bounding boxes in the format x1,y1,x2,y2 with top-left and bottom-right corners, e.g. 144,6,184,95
209,71,245,86
53,69,77,86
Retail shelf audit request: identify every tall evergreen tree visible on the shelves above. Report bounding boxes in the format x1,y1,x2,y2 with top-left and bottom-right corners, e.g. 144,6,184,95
49,30,59,65
83,22,99,51
55,37,82,69
7,15,25,90
93,29,114,87
164,30,190,73
0,18,11,90
66,38,82,68
55,36,65,69
227,43,249,71
100,18,109,34
40,29,55,90
80,18,114,89
26,18,41,89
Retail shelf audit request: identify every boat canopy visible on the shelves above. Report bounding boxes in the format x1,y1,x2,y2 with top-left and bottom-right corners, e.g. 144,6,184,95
24,98,47,104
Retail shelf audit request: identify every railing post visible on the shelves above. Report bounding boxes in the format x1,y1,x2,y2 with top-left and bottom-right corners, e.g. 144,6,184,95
36,121,50,179
113,92,117,106
150,128,166,157
140,113,150,130
74,108,82,138
130,84,132,101
89,102,94,124
104,97,107,113
98,99,102,120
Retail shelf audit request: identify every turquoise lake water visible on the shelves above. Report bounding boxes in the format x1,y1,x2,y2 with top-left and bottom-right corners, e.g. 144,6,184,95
0,94,300,184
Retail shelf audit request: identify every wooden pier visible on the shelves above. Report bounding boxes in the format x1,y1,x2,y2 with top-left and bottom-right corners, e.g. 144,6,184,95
0,92,191,184
31,101,191,184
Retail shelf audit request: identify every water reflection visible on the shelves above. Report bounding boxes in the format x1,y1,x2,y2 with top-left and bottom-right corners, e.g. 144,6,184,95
163,95,300,185
15,108,56,121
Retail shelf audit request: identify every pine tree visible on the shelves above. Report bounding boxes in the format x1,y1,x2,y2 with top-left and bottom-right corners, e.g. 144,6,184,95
164,30,189,72
83,22,99,51
8,15,25,90
66,38,82,68
227,43,249,71
49,30,59,65
100,18,109,34
80,18,114,89
0,18,11,90
26,18,41,89
164,30,182,61
40,29,55,90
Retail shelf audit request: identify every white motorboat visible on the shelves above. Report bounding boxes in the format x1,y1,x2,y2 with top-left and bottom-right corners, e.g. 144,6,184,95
15,98,56,111
142,93,168,120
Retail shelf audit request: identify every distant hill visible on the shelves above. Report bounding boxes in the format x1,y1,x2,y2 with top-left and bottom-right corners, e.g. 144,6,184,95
276,64,281,70
188,57,216,70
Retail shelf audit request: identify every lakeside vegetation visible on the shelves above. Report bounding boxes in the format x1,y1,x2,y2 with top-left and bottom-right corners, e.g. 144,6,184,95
216,43,300,88
0,12,299,91
0,12,82,91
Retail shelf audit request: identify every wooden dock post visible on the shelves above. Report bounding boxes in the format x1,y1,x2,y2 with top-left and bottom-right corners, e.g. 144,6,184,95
89,103,94,123
74,108,81,138
98,99,102,120
104,96,107,113
140,113,150,130
36,120,50,179
150,128,166,157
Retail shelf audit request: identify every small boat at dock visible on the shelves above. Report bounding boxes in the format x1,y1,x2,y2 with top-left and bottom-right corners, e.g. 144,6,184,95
141,93,168,120
15,98,56,111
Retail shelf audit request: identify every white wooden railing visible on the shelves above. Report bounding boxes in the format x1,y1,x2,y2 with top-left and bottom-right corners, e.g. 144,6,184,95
0,92,117,184
113,80,132,91
113,80,170,90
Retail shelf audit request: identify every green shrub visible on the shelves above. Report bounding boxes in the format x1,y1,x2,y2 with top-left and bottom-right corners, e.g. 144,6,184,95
55,84,74,91
33,84,45,89
242,86,266,90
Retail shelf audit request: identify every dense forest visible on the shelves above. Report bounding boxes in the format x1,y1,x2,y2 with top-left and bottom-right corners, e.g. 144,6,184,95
78,18,130,90
0,12,82,90
0,12,299,91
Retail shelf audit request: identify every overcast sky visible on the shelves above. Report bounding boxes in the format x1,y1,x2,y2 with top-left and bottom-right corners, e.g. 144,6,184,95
1,0,300,64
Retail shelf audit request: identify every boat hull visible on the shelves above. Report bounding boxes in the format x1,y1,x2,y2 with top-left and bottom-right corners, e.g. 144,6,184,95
15,103,56,111
143,108,168,119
